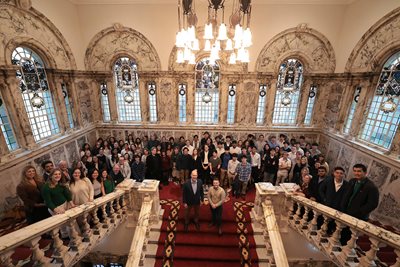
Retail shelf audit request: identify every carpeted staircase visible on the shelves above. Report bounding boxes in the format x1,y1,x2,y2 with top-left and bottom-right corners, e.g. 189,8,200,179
153,183,260,267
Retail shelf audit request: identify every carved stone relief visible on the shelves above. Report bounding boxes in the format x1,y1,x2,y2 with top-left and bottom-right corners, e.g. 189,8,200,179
346,7,400,72
255,25,336,73
158,79,177,123
77,80,94,126
368,160,391,189
0,4,76,69
84,24,161,71
323,82,344,129
236,81,258,125
51,146,66,167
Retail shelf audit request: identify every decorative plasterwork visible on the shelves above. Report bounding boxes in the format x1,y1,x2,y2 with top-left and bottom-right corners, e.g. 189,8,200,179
255,24,336,73
345,7,400,73
84,23,161,71
0,3,77,69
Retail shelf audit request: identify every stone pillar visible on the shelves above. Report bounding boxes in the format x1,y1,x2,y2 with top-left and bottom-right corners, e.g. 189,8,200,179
106,79,118,123
311,78,330,129
186,77,195,124
66,75,84,128
265,81,276,127
334,77,355,133
0,125,11,159
219,79,229,125
3,74,36,149
139,79,149,123
389,125,400,158
48,74,68,134
297,77,312,127
88,79,103,124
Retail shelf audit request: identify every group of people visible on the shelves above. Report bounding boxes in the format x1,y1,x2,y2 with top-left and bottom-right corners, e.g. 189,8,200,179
15,131,380,240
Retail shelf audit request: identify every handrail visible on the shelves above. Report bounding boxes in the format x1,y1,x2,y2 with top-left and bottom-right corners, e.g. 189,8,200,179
262,200,289,267
125,195,153,267
289,194,400,250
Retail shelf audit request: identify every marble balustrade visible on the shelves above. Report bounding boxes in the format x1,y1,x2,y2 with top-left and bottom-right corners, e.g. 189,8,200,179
0,179,160,267
285,192,400,267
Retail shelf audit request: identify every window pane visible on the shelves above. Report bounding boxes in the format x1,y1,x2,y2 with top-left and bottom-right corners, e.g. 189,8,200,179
148,82,157,122
62,83,74,129
227,84,236,124
195,58,219,124
114,57,142,122
343,86,361,134
273,59,303,125
256,84,267,124
12,47,59,142
0,95,19,151
304,85,317,125
100,82,111,122
178,83,187,123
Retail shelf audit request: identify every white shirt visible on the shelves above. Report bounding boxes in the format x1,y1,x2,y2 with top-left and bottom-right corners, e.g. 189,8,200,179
203,150,209,164
216,147,225,157
229,146,241,155
250,152,261,168
182,145,194,155
334,179,343,192
278,158,292,172
227,159,240,174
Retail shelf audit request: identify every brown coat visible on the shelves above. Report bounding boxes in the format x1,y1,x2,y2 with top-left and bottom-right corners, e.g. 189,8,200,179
16,181,45,211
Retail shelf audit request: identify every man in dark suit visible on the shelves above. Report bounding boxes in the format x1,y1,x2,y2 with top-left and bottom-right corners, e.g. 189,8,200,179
319,166,350,211
342,164,379,220
182,169,204,231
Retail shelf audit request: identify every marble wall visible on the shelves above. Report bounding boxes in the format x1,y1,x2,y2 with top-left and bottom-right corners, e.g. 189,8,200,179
319,132,400,227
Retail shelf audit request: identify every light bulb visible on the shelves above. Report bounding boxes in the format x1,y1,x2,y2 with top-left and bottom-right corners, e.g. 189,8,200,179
192,38,200,51
229,52,236,64
242,49,250,63
217,23,228,40
204,40,211,51
188,26,196,42
204,23,213,40
188,52,196,65
214,40,221,51
183,47,191,61
242,28,253,48
225,38,233,51
234,40,242,50
176,49,184,63
237,47,245,62
233,24,243,42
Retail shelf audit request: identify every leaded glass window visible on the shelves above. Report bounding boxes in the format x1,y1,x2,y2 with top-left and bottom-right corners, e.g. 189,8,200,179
256,84,267,124
61,83,74,129
304,84,317,125
272,59,303,125
359,51,400,149
0,94,18,151
195,59,219,124
12,47,60,142
114,57,141,122
178,83,187,123
227,84,236,124
148,81,157,122
100,82,111,122
343,86,361,134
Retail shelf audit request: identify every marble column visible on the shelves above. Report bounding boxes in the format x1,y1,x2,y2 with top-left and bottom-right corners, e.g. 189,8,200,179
334,77,355,133
89,79,103,124
3,74,36,149
106,79,118,123
219,79,229,125
297,77,312,127
48,74,68,134
186,77,195,124
389,125,400,157
66,75,84,128
139,79,149,123
265,81,276,127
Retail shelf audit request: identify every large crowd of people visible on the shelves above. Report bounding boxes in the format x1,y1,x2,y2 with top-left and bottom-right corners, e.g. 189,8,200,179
15,131,379,240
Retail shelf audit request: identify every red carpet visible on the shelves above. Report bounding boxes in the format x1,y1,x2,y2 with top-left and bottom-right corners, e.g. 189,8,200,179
155,182,259,267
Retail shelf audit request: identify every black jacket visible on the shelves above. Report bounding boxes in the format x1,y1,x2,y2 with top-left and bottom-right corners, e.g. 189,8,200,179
341,178,379,220
131,161,145,181
182,179,204,206
145,154,162,180
176,154,192,170
319,177,350,211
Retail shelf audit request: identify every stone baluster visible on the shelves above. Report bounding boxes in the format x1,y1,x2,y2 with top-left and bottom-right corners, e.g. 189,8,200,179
25,236,51,266
81,212,93,242
101,204,110,228
308,210,320,237
0,250,15,267
326,221,344,253
121,194,128,214
359,237,380,267
287,197,295,221
115,196,122,218
390,249,400,267
338,228,359,264
300,206,310,231
50,228,69,264
91,207,101,235
68,220,83,251
109,200,116,223
317,215,330,244
294,203,302,225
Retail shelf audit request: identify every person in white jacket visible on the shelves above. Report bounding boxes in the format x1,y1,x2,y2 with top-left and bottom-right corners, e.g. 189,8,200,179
118,156,131,179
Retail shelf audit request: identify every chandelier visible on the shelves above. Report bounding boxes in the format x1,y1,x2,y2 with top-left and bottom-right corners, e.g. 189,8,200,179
114,57,138,104
378,66,399,114
175,0,252,65
276,59,303,106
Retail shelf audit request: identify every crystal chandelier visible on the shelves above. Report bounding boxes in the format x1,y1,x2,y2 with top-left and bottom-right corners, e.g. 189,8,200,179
175,0,252,65
378,70,399,114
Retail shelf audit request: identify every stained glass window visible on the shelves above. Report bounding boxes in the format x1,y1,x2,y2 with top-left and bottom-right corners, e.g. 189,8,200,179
359,51,400,149
148,81,157,122
114,57,141,122
256,84,267,124
304,84,317,125
12,47,59,142
195,59,219,124
227,84,236,124
272,59,303,125
100,82,111,122
178,83,187,123
343,86,361,134
0,94,18,151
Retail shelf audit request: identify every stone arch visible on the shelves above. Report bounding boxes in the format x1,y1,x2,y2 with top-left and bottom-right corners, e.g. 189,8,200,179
345,7,400,73
1,3,77,70
168,26,247,73
255,24,336,73
85,24,161,72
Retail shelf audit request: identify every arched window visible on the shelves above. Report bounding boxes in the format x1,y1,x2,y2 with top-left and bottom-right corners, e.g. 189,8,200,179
227,84,237,124
359,51,400,149
272,59,303,125
61,83,74,129
178,83,187,123
114,57,141,122
304,84,318,125
0,93,18,151
343,85,362,134
195,59,219,124
100,82,111,122
256,84,267,124
12,47,59,142
147,81,157,122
